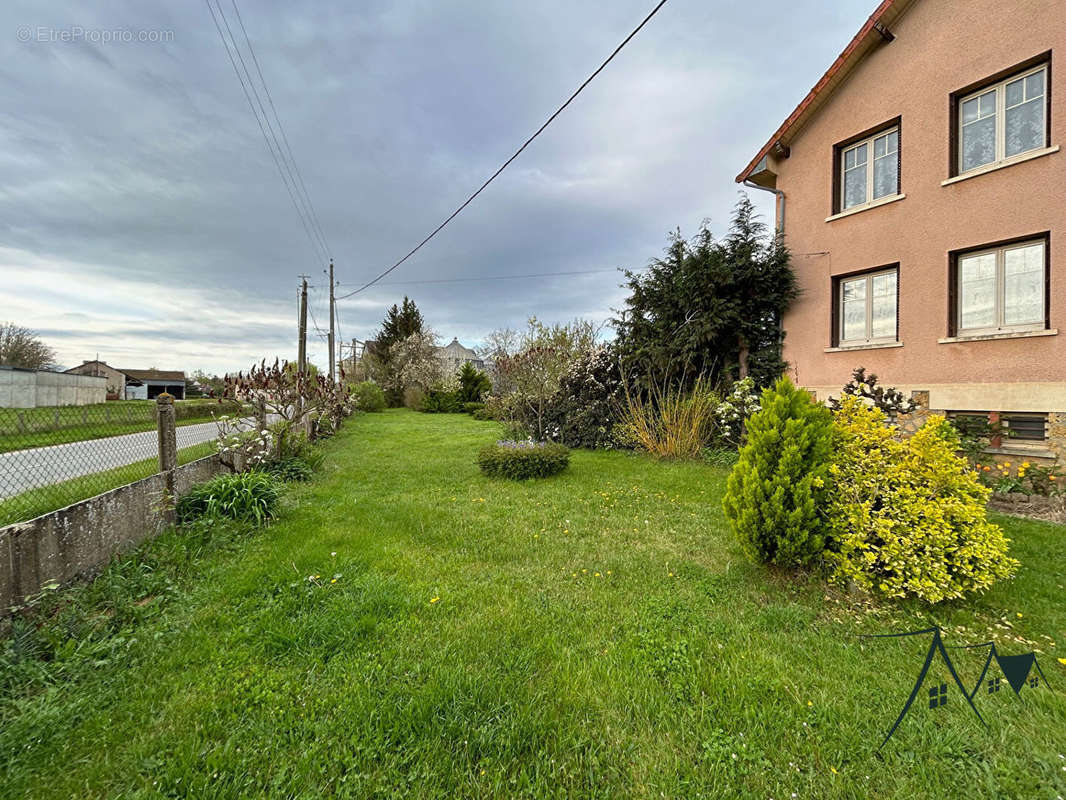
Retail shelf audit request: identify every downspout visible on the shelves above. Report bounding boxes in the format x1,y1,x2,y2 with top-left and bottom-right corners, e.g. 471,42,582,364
742,179,785,238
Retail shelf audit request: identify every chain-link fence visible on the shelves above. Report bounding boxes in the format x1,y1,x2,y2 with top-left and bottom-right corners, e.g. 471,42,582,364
0,399,247,527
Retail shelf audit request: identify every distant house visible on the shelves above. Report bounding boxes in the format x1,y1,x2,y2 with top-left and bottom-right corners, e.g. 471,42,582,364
435,338,484,374
65,361,186,400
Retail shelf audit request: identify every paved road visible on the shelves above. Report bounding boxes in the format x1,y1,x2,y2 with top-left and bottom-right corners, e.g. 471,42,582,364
0,421,223,500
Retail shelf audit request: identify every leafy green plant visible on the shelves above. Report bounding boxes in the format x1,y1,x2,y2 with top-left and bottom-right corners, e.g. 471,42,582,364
419,388,463,413
349,381,386,413
827,367,917,418
265,457,314,482
825,396,1017,603
177,471,281,525
477,440,570,480
462,401,485,415
615,376,720,459
722,377,835,567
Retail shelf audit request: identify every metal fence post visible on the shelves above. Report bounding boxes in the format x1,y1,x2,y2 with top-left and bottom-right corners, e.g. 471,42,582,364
156,393,177,524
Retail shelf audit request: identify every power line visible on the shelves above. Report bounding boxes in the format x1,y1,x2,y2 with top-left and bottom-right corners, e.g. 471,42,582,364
228,0,332,259
205,0,326,263
336,0,669,301
336,266,639,293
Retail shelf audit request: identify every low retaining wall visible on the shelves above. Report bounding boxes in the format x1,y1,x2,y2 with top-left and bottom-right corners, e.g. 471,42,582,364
0,454,226,611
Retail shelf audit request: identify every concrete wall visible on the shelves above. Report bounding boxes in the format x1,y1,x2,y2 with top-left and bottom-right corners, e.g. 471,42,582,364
0,368,108,408
0,454,226,611
769,0,1065,407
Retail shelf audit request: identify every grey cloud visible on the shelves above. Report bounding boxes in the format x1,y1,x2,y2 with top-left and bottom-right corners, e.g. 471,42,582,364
2,0,874,374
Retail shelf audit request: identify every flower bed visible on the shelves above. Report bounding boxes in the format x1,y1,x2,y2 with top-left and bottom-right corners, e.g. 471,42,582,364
477,439,570,480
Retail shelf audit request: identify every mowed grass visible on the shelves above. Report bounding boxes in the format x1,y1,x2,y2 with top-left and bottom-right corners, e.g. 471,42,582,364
1,410,1064,799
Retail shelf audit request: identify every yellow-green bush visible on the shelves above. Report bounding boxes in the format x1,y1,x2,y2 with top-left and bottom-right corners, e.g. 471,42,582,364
825,396,1017,603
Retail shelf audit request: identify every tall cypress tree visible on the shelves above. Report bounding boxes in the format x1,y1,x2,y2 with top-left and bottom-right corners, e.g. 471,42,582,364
614,195,797,389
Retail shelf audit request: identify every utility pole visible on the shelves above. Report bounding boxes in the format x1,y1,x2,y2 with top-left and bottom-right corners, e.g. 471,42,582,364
328,259,336,385
297,276,308,377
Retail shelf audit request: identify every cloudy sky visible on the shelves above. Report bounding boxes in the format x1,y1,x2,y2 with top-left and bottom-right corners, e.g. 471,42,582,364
2,0,874,375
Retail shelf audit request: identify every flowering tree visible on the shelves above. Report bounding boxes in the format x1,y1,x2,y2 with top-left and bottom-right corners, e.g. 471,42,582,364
376,330,441,404
223,358,352,456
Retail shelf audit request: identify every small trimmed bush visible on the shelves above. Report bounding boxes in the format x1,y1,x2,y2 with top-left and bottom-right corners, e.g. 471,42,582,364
477,440,570,480
349,381,386,412
472,407,495,421
723,377,835,567
177,471,280,525
825,396,1017,603
463,401,485,415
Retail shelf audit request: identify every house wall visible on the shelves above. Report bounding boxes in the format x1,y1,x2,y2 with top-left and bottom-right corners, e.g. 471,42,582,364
0,368,107,408
65,362,126,397
774,0,1065,415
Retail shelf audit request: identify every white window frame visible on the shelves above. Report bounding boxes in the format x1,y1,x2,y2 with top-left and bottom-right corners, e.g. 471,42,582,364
840,126,899,211
838,267,899,346
957,63,1048,175
956,238,1046,336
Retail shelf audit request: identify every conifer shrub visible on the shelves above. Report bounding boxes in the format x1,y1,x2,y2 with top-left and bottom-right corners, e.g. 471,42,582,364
722,377,835,566
477,440,570,480
825,396,1017,602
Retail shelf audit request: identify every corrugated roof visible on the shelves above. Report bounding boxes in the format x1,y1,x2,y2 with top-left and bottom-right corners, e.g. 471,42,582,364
735,0,913,183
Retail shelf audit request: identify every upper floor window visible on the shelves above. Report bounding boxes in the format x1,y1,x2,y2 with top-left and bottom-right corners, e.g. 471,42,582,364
836,265,898,345
953,236,1048,336
957,62,1049,174
840,127,900,210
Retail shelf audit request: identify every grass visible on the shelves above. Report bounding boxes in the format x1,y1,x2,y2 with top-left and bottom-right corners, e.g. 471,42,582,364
1,409,1064,798
0,400,246,454
0,441,216,527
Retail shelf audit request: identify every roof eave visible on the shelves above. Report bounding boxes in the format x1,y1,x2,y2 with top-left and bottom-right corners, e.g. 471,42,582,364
735,0,912,184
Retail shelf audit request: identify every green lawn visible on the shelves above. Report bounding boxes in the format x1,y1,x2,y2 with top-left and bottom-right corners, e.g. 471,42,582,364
2,410,1064,798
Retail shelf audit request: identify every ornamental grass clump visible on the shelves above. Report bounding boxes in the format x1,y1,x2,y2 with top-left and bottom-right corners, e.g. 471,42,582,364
477,439,570,480
177,471,281,526
825,396,1017,603
616,376,720,459
723,377,835,567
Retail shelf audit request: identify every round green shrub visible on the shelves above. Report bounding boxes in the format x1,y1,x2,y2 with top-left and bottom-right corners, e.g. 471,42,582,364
349,381,386,412
463,401,485,415
472,407,495,421
177,471,280,525
477,440,570,480
825,396,1017,603
722,376,835,567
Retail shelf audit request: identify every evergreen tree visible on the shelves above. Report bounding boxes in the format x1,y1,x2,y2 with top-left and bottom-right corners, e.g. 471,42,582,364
369,297,427,406
722,377,835,567
614,195,797,389
376,297,425,352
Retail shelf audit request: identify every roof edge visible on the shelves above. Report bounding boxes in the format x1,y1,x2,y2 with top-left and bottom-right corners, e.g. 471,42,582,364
735,0,907,184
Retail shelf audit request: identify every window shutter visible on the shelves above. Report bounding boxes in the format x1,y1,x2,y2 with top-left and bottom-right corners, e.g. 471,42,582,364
830,277,840,347
947,255,958,337
831,146,842,215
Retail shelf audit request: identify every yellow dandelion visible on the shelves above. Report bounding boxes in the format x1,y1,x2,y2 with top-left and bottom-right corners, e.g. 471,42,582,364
594,572,601,577
430,597,440,604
